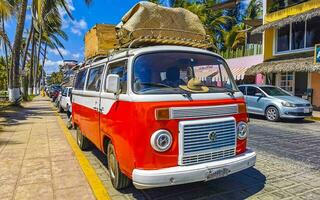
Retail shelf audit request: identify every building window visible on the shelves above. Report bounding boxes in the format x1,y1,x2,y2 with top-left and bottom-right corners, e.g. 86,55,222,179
306,16,320,47
280,72,294,94
276,16,320,53
277,24,290,52
291,21,305,50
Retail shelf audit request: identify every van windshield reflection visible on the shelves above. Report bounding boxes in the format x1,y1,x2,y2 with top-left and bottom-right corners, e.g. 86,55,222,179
133,52,237,94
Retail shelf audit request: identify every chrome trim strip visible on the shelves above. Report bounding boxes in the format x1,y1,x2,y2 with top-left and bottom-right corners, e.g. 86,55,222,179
170,104,238,119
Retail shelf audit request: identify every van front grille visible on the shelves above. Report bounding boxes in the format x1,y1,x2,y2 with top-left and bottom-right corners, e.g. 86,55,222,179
179,117,236,165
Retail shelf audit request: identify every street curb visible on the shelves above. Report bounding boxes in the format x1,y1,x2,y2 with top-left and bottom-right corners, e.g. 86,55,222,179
305,116,320,122
54,110,111,200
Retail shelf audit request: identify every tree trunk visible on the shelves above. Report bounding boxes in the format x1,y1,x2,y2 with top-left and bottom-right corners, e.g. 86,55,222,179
22,22,34,71
39,42,47,90
28,31,36,95
34,27,42,95
1,15,10,92
9,0,28,103
21,26,33,98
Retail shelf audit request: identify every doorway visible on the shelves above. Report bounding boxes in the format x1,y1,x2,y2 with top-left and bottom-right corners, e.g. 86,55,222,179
295,72,308,97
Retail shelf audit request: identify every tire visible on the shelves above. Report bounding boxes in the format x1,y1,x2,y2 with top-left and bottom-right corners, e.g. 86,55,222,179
107,142,130,190
265,106,280,122
67,116,73,129
76,127,90,150
58,104,63,113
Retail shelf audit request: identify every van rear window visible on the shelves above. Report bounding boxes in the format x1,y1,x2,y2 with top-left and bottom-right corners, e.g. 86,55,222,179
74,70,87,90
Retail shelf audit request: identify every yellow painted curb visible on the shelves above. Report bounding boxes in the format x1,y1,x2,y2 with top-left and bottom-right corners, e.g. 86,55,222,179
54,111,111,200
306,116,320,122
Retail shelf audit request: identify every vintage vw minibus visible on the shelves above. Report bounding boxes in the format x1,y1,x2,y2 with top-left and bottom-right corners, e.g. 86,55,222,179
72,45,256,190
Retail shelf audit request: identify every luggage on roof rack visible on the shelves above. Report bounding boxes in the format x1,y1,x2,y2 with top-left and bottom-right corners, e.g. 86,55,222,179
116,2,210,48
84,2,212,60
85,24,118,59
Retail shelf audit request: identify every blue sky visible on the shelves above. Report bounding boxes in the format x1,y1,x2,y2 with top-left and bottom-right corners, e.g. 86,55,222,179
2,0,251,74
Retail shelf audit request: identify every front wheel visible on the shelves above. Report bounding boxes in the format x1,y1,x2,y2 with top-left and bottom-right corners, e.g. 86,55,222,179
76,127,90,150
107,142,130,190
265,106,280,122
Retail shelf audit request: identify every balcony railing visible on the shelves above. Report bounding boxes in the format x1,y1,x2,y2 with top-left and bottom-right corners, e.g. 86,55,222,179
267,0,309,13
217,44,262,59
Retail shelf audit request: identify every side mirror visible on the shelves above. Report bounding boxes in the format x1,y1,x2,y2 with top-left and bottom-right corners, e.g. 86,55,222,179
255,92,264,97
106,74,121,94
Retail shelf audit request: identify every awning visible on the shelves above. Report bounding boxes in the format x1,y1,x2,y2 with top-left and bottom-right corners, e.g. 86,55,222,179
227,55,263,80
252,8,320,34
246,57,320,75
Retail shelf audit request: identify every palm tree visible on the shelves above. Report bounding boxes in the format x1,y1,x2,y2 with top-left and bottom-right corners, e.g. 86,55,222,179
172,0,233,50
9,0,28,103
0,0,13,92
31,0,69,94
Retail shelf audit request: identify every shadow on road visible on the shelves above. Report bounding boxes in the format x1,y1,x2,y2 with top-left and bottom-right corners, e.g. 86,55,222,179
0,98,55,126
88,143,266,200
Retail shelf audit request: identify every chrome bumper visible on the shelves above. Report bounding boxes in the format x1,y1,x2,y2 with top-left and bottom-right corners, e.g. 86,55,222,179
132,149,256,189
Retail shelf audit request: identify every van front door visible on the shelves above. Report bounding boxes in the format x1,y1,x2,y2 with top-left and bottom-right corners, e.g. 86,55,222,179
100,60,127,150
83,65,104,148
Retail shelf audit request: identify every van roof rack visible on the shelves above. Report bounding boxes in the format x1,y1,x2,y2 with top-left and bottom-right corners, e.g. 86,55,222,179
123,28,212,50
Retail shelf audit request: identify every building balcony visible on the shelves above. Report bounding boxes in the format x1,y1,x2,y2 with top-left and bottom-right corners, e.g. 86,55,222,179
217,44,262,59
265,0,319,23
267,0,310,13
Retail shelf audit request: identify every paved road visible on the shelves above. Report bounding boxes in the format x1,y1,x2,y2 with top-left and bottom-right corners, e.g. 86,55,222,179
59,107,320,200
249,116,320,170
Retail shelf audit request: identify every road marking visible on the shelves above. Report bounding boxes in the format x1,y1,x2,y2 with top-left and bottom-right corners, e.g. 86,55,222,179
54,110,111,200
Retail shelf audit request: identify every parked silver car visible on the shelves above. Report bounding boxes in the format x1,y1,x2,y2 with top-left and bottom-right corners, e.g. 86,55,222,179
238,84,313,121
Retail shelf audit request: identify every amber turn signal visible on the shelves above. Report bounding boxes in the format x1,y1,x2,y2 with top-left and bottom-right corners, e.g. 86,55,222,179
238,103,247,114
155,108,170,120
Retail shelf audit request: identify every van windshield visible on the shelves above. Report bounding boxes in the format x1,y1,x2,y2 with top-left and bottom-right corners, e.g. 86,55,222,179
133,52,237,94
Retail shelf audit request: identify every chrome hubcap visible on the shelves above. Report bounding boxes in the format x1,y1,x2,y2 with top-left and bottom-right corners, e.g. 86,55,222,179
109,153,116,179
77,131,81,145
267,108,277,120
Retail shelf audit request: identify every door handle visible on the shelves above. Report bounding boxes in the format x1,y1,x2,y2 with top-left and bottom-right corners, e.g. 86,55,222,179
93,106,98,111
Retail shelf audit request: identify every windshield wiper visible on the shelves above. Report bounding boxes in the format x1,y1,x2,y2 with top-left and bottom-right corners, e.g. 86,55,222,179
139,82,192,100
178,88,192,100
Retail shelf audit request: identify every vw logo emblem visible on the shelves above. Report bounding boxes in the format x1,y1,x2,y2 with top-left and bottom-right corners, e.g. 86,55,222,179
208,131,217,142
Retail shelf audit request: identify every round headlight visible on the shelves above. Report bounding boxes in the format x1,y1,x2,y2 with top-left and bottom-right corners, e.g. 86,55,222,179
150,130,173,152
237,122,248,140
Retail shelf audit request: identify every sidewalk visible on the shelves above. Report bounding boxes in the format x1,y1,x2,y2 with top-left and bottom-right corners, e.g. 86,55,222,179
0,97,95,200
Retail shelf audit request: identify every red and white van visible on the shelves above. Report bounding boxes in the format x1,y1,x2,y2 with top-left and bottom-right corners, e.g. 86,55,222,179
72,45,256,189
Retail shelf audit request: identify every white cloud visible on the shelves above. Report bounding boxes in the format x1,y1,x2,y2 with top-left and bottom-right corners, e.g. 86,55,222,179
44,59,63,68
72,53,81,60
49,48,70,57
69,19,88,36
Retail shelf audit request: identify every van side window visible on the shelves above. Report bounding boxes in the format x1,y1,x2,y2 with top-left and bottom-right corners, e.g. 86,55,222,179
86,65,104,92
106,61,127,94
74,69,87,90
